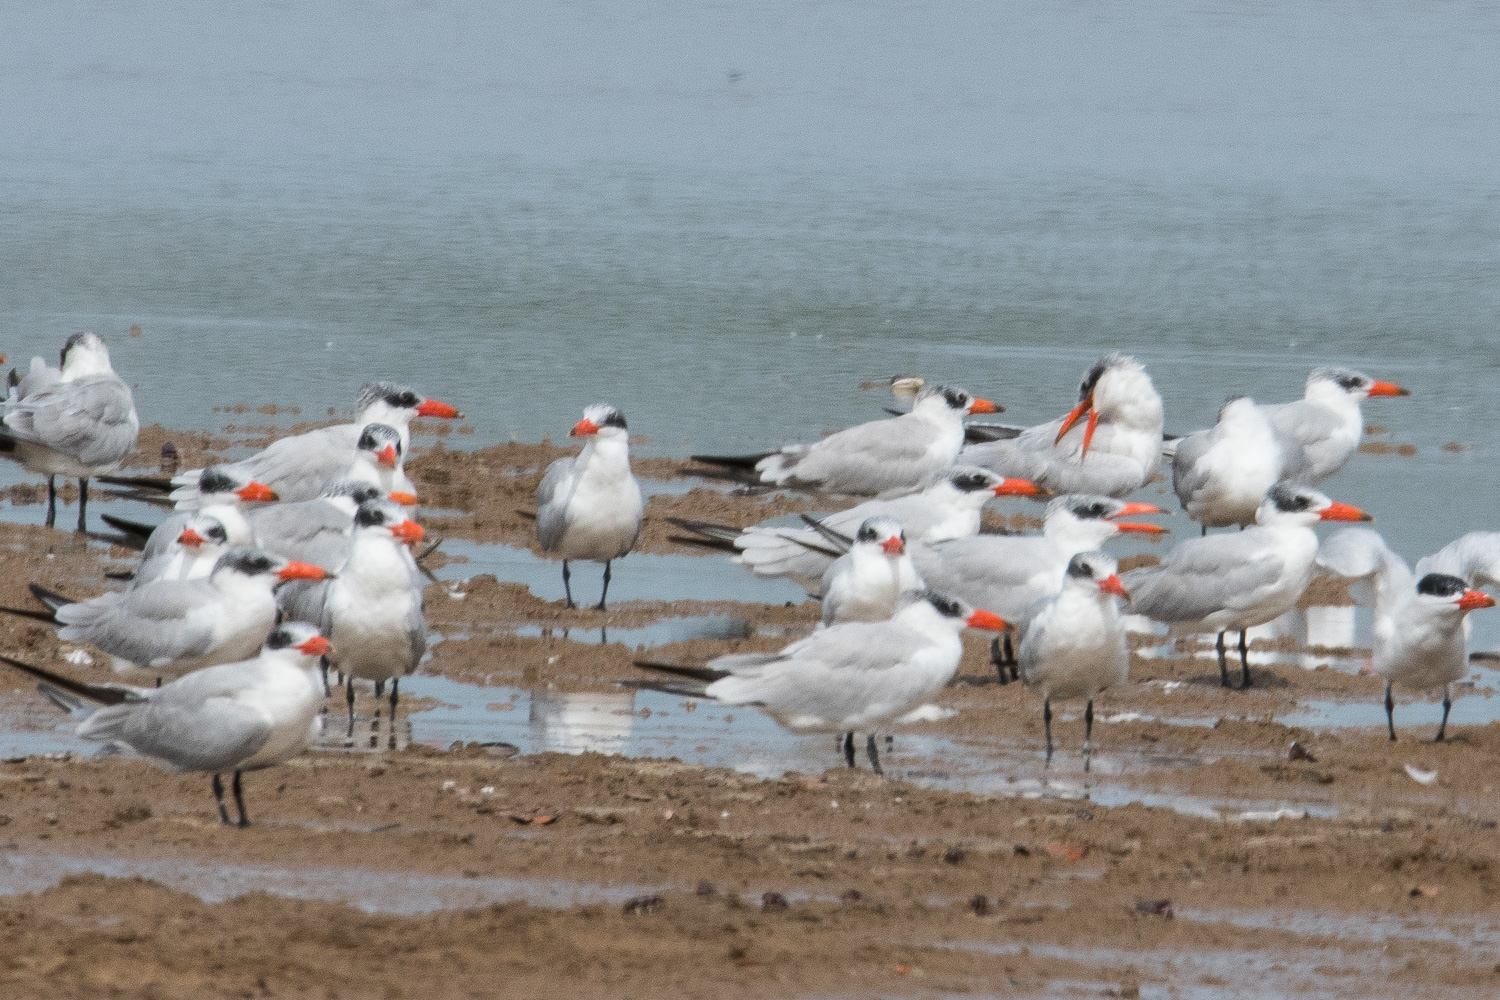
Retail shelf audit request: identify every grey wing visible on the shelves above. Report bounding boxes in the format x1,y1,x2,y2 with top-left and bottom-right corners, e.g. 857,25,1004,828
7,374,139,466
58,581,222,667
1125,536,1286,623
405,592,428,670
81,697,271,773
140,512,195,561
241,425,362,501
277,580,333,630
1263,401,1343,479
912,536,1063,620
776,415,942,490
1171,430,1214,505
251,502,353,564
535,457,576,551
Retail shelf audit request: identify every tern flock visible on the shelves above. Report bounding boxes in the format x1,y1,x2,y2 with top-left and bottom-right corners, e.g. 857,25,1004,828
0,333,1487,823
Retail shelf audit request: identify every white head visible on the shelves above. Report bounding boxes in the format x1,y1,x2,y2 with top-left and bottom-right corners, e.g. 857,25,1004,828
175,514,230,558
1255,482,1372,529
911,385,1000,419
1055,354,1164,455
570,403,630,445
895,588,1011,634
196,465,279,505
925,466,1046,508
853,516,907,560
1304,367,1409,404
262,620,333,665
1411,572,1497,624
1043,494,1167,547
355,382,462,427
353,498,426,546
59,332,115,376
1063,550,1132,605
211,547,332,586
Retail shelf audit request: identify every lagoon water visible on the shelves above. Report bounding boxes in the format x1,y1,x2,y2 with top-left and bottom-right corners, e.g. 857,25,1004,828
2,1,1499,584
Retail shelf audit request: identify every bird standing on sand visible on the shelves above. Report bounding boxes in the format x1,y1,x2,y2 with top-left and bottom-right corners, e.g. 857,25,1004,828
536,404,643,611
0,332,139,531
1017,551,1131,769
0,622,332,827
1125,483,1372,690
693,385,1001,498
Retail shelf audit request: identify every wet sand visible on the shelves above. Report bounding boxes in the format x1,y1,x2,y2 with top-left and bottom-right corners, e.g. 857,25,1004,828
0,431,1497,998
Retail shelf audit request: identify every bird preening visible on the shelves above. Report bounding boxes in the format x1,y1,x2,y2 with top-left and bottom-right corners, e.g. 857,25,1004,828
0,331,1465,828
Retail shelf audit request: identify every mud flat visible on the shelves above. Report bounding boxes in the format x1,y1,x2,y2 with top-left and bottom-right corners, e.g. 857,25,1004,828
0,431,1497,998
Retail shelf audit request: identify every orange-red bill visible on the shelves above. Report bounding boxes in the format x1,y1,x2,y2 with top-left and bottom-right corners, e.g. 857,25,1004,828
880,536,905,555
416,399,462,418
994,478,1044,497
376,443,398,467
1367,380,1410,398
965,609,1011,631
1098,574,1131,601
1080,408,1100,459
1054,394,1093,447
1319,501,1373,522
178,527,205,548
296,636,333,657
236,481,278,503
1111,501,1165,518
389,519,426,545
1114,521,1167,535
968,397,1001,415
388,491,420,506
1458,590,1497,611
570,418,600,438
278,561,330,581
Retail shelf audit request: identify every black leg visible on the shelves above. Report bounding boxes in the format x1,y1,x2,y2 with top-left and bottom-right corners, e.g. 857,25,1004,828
865,734,884,776
1436,688,1452,743
1216,631,1229,688
390,677,399,714
1385,681,1396,742
1084,698,1094,773
346,675,356,737
45,475,56,528
1239,630,1251,688
562,560,574,609
1043,698,1053,765
842,731,855,768
76,478,88,532
212,773,231,825
320,656,330,697
595,560,611,611
232,771,250,827
1005,633,1018,682
1201,524,1207,537
991,636,1009,683
374,679,384,699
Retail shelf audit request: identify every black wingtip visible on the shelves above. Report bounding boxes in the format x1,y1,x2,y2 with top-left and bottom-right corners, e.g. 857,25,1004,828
97,473,174,492
631,660,731,684
28,583,74,615
688,452,774,471
0,653,132,706
100,512,160,541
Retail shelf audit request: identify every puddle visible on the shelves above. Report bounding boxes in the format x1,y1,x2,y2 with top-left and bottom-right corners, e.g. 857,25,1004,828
449,614,802,649
0,852,659,915
1175,907,1500,949
435,539,807,607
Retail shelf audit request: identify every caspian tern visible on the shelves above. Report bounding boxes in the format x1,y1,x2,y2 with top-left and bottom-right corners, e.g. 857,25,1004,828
0,332,139,531
670,467,1043,595
10,548,331,678
278,500,426,728
0,621,331,827
1257,367,1409,484
815,516,924,626
909,494,1165,678
1316,526,1498,741
1172,396,1284,532
1017,552,1131,768
338,423,419,505
166,382,459,506
536,404,643,611
130,513,231,589
1125,483,1371,689
633,589,1009,774
962,354,1163,498
692,385,1001,498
